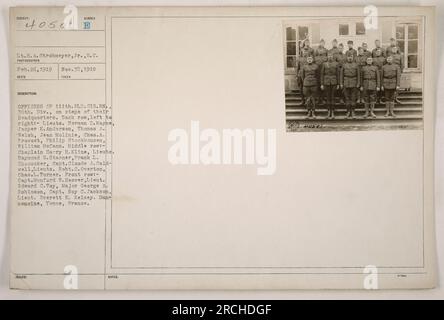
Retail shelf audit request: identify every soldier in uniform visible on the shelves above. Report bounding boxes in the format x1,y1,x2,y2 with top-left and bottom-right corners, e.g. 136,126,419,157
329,39,340,57
315,39,328,57
356,47,367,104
340,52,360,118
301,55,319,118
386,38,401,57
360,57,380,118
346,40,357,61
301,39,315,58
320,52,340,119
381,55,401,117
335,43,347,104
389,46,404,104
372,48,386,104
362,42,372,59
315,39,328,105
296,50,310,106
372,39,386,58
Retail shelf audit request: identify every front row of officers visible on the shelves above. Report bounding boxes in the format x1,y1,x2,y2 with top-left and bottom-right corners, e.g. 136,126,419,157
299,50,401,119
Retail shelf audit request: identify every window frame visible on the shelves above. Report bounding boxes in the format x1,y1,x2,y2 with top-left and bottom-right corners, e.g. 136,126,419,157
283,23,312,73
395,22,421,72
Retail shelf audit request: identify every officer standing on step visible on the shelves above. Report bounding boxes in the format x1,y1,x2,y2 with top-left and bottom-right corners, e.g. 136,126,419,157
360,57,380,118
301,55,319,118
296,50,310,106
389,46,404,104
381,55,401,117
372,48,386,104
346,40,357,61
386,38,401,57
340,51,360,119
320,52,339,119
315,40,328,105
334,43,347,104
356,47,367,104
372,39,386,58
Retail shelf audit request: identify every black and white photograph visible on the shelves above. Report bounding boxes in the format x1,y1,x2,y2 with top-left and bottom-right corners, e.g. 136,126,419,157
284,16,424,132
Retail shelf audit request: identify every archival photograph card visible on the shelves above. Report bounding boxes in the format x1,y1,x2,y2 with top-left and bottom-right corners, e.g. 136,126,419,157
9,6,437,290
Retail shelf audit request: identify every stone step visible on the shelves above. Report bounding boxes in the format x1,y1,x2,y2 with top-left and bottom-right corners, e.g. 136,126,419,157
285,101,423,107
286,107,422,113
286,114,423,121
286,90,422,95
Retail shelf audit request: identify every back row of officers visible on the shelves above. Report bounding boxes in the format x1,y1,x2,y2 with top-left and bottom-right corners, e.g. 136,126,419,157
296,38,402,119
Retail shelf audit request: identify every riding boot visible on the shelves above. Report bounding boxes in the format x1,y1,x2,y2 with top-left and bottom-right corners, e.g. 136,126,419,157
363,103,369,118
370,103,377,118
344,104,350,118
390,102,396,117
384,102,390,117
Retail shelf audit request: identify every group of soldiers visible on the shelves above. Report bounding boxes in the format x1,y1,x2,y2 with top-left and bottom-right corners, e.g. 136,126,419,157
296,38,403,119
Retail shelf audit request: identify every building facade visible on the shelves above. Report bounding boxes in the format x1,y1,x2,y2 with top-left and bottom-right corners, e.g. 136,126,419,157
283,17,424,91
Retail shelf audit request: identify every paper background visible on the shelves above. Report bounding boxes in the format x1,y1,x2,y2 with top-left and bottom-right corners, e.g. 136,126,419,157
1,0,444,298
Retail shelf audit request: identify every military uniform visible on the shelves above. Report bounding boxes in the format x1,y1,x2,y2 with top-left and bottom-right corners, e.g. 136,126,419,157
355,55,367,103
301,62,319,118
362,50,372,59
385,45,401,57
390,53,403,103
328,47,340,57
314,54,327,67
334,52,347,104
391,53,404,70
356,55,367,68
315,46,328,57
320,60,339,118
381,63,401,117
372,56,386,103
340,60,360,118
372,46,386,58
346,48,357,61
315,55,328,104
360,64,380,118
296,55,309,105
301,46,315,58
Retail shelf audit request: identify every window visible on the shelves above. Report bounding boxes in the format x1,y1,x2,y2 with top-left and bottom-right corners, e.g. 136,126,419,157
339,24,349,36
396,23,420,70
284,25,310,70
355,22,366,35
285,27,297,68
